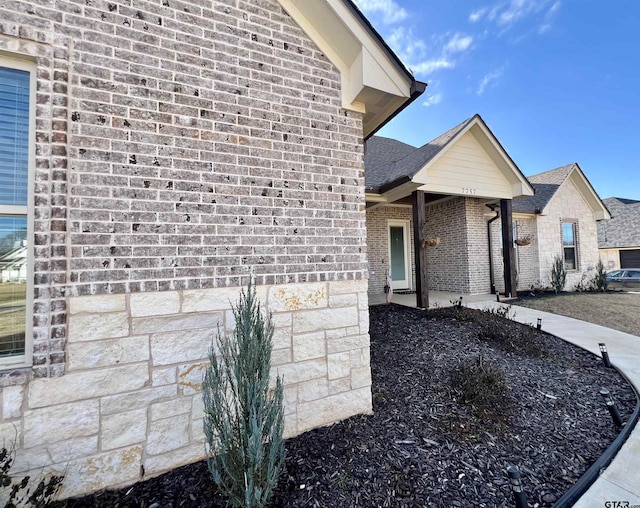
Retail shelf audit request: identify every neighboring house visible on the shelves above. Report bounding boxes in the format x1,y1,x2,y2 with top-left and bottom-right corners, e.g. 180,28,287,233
0,0,425,498
510,163,611,291
598,197,640,269
365,114,534,305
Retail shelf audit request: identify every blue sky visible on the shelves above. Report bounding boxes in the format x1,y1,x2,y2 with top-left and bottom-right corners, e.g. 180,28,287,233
354,0,640,200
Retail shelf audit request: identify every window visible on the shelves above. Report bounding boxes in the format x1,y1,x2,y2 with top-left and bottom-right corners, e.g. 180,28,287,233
0,60,34,365
561,222,578,271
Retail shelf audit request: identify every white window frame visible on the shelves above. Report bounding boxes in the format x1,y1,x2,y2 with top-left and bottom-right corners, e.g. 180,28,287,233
561,221,578,272
0,54,36,368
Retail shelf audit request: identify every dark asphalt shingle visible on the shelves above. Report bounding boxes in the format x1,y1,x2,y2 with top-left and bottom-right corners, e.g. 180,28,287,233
598,197,640,248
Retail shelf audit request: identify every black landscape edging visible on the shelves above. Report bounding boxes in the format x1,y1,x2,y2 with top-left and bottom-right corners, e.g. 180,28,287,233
552,365,640,508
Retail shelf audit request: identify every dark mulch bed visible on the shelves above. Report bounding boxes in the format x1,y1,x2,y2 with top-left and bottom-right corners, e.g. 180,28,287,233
55,304,636,507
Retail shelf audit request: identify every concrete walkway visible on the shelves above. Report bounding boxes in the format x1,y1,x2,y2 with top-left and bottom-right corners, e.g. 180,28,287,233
467,301,640,507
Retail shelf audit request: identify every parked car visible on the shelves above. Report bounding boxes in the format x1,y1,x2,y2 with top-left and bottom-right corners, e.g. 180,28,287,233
605,269,640,290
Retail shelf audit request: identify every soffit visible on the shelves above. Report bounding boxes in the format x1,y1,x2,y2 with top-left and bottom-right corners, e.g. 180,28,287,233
277,0,417,137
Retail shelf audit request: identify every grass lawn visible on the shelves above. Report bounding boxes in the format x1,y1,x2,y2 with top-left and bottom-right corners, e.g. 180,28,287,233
515,292,640,336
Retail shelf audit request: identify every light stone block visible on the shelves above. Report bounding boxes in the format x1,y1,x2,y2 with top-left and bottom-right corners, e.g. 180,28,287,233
152,367,177,386
273,327,292,349
292,331,325,362
130,291,181,317
101,385,176,415
329,293,358,308
150,328,215,366
284,413,297,439
23,400,99,448
277,358,326,385
12,437,98,472
0,421,21,448
350,347,370,368
101,408,147,450
68,312,129,342
351,366,372,389
151,396,192,421
2,384,25,419
29,364,149,408
327,352,351,380
191,393,204,420
328,377,351,395
271,312,292,328
269,283,327,312
292,307,358,334
143,443,204,476
359,310,369,334
357,293,369,310
178,362,208,395
58,446,143,499
271,347,292,366
329,280,366,295
67,335,150,371
132,312,222,335
296,387,372,434
298,378,328,403
147,414,190,455
69,294,126,315
192,419,205,444
284,386,298,415
327,334,369,354
181,286,267,313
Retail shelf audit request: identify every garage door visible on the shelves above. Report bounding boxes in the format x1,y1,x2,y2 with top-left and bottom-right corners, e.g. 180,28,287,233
620,249,640,268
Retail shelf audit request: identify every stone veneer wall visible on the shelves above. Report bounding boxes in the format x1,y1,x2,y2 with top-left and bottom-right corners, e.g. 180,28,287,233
0,280,370,498
0,0,372,498
535,178,602,289
365,206,414,294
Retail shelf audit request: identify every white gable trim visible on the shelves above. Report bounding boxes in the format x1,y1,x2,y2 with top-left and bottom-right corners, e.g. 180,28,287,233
277,0,419,137
411,116,534,200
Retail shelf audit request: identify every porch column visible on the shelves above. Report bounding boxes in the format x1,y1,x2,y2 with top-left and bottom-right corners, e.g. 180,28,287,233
500,198,518,298
412,190,429,309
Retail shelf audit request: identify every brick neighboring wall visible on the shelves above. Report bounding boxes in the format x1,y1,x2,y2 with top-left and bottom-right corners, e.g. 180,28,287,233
0,0,367,379
491,216,539,293
365,206,414,294
365,198,491,296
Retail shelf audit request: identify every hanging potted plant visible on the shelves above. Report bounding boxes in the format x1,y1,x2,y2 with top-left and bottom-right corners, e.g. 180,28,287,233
515,234,532,246
423,237,441,248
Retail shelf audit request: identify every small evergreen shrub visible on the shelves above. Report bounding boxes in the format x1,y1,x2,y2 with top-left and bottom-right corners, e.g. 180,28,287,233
550,255,567,293
591,259,607,292
202,283,285,508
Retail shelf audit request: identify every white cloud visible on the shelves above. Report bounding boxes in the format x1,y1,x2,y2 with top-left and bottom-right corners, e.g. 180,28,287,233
469,7,487,22
477,68,504,95
445,33,473,53
353,0,408,24
412,59,455,74
469,0,560,33
422,93,443,107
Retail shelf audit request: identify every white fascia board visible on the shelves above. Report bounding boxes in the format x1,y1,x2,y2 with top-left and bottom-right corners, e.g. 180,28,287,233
277,0,413,133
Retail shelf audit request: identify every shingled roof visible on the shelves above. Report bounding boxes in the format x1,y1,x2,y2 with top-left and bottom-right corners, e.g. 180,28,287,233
512,164,575,213
364,117,474,191
598,197,640,248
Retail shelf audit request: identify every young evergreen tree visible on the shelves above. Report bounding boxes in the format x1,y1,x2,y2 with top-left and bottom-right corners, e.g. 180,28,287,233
550,255,567,293
202,283,285,508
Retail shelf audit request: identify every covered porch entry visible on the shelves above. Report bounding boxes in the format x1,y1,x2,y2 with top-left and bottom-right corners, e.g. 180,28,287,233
364,115,535,309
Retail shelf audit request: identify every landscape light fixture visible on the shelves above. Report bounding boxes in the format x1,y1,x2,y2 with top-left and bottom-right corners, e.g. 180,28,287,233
598,343,612,368
599,388,623,427
496,293,500,302
536,318,542,330
506,465,528,508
